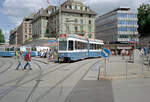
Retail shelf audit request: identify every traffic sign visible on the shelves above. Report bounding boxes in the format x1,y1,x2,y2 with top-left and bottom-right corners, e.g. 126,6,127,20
101,49,111,58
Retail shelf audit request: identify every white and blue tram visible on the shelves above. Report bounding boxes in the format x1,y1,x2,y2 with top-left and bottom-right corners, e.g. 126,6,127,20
0,45,38,57
58,34,104,62
0,45,20,57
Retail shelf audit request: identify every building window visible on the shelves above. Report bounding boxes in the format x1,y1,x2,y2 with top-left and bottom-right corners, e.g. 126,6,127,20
88,26,91,32
25,35,27,38
77,6,80,10
89,20,91,24
25,29,27,33
119,35,129,38
80,19,83,24
80,25,83,31
80,14,83,17
75,19,78,23
80,6,83,10
89,15,91,18
75,5,77,10
69,5,72,9
29,28,31,33
75,26,78,32
118,27,136,32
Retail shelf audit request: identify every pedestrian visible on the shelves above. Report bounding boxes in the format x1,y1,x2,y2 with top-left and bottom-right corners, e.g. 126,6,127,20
140,48,144,56
121,49,126,60
49,49,52,61
14,50,18,59
24,50,32,70
16,51,23,70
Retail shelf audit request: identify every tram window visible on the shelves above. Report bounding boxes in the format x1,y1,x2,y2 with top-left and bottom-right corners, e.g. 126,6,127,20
90,44,93,50
80,42,83,49
75,41,78,49
68,40,74,51
94,44,96,50
31,47,37,51
97,44,100,49
0,48,4,52
79,42,81,49
83,43,85,49
16,48,20,51
86,43,88,49
59,41,67,51
78,42,80,49
10,47,14,51
5,48,9,51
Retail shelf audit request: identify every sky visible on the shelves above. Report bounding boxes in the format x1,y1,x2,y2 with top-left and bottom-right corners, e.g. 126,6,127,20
0,0,149,43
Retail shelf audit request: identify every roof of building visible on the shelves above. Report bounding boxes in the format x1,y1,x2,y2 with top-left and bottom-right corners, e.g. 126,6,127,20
40,5,56,17
96,7,131,20
60,0,96,15
32,5,56,22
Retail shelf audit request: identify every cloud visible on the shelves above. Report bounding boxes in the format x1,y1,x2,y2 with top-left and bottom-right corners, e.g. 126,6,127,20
1,0,149,26
83,0,149,15
2,0,51,26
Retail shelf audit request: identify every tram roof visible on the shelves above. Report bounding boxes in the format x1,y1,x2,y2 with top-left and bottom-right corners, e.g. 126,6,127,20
59,34,104,44
59,34,88,40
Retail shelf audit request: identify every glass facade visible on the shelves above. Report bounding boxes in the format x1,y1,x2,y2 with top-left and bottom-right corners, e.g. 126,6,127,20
95,8,139,43
118,27,136,32
118,20,137,25
118,13,137,18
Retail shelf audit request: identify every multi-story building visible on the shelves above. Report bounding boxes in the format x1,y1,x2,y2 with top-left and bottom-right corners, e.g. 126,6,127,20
48,0,96,38
95,7,139,43
17,15,33,44
9,27,18,45
32,6,55,40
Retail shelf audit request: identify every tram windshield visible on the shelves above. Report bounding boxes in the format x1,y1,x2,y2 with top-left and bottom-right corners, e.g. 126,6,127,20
68,40,73,51
59,41,67,51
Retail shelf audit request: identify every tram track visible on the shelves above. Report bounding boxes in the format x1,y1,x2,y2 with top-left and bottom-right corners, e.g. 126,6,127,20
0,58,100,102
0,60,5,68
24,61,43,102
0,71,29,101
64,59,101,102
0,58,16,76
33,59,99,102
0,60,69,101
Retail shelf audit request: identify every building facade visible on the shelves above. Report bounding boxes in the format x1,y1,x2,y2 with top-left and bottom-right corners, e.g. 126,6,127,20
17,16,33,44
48,0,96,38
32,6,55,40
95,7,139,43
9,27,18,45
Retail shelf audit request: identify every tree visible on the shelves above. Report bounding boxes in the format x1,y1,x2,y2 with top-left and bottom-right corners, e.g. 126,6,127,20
137,4,150,37
0,29,5,43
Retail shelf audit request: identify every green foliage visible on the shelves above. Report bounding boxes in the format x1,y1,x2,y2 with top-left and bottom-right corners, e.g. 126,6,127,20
138,4,150,37
0,29,5,43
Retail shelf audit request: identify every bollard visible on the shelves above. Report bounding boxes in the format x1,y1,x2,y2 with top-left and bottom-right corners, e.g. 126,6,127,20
104,58,107,76
126,60,128,80
142,56,144,74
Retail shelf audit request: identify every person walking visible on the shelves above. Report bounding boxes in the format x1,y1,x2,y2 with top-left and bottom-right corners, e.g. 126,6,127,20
121,49,126,60
24,50,32,70
16,51,23,70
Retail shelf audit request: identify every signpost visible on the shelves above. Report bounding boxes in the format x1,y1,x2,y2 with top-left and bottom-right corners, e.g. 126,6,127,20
101,49,111,76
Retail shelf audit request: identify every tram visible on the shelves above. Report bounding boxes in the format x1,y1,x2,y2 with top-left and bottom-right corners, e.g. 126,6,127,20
0,45,20,57
58,34,104,62
0,45,38,57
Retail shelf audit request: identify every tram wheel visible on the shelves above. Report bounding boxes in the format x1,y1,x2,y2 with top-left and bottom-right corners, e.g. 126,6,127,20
67,58,71,63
